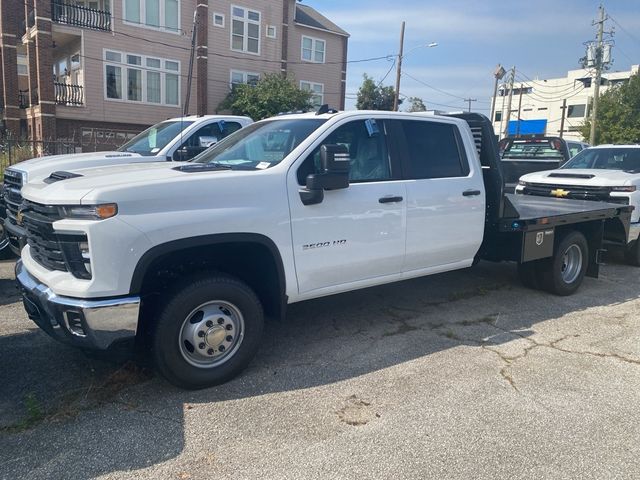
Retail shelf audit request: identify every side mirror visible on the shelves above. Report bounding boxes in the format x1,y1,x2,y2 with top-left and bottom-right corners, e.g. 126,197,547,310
199,136,218,148
299,144,350,206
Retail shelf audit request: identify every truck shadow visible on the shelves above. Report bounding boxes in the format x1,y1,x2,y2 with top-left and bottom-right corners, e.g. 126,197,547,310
1,260,639,478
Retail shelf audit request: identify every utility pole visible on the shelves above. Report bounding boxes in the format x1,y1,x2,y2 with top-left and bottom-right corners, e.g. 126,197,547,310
589,5,607,145
502,66,516,138
515,83,524,137
393,21,405,112
490,64,506,123
498,83,507,137
559,99,567,138
463,98,477,112
183,10,198,117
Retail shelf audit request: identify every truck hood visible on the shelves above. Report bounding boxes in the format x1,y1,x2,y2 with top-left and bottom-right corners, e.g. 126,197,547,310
21,161,240,204
520,168,638,187
6,151,147,182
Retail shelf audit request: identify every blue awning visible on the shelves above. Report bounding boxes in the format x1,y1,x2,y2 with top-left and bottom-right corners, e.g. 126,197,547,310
508,119,547,135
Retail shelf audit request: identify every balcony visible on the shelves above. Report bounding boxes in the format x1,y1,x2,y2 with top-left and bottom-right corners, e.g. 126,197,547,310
54,82,83,106
51,0,111,31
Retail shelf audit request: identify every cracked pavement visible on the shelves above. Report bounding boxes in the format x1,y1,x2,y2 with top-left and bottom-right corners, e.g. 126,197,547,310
1,255,640,479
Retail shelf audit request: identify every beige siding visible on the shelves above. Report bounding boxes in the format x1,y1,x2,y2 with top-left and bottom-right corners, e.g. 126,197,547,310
287,24,345,109
206,0,283,112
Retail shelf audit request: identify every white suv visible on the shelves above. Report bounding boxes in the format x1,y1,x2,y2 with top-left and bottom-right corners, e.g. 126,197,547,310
516,145,640,264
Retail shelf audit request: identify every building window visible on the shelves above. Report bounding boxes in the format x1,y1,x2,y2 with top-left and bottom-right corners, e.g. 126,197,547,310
567,104,586,118
300,81,323,107
301,36,325,63
213,12,224,27
538,107,548,111
230,70,260,87
123,0,179,32
104,49,180,106
266,25,276,38
17,54,28,76
231,6,260,55
494,111,502,122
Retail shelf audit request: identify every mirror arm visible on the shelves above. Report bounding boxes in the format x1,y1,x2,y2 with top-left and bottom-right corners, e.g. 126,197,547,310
298,187,324,206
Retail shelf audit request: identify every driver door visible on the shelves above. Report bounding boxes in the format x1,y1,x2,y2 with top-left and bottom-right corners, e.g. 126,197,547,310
287,119,407,296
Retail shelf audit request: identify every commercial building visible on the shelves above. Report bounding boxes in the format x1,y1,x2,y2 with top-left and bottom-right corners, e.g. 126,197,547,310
0,0,348,148
492,64,640,141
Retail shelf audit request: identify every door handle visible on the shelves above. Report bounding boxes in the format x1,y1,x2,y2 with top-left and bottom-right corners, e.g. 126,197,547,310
462,189,481,197
379,195,403,204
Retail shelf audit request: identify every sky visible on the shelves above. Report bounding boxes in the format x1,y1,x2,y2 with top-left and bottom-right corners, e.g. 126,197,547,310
302,0,640,113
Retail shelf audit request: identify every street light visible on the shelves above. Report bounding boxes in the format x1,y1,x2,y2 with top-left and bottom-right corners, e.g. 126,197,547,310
393,21,438,111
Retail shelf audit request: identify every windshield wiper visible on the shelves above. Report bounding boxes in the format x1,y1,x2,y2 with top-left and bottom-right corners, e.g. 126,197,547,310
173,163,233,173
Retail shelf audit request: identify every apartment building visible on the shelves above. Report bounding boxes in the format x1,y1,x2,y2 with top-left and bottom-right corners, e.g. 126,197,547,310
0,0,348,147
491,65,640,141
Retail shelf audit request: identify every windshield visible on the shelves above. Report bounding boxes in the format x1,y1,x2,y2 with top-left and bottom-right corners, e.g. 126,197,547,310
501,139,564,159
562,147,640,172
117,120,194,156
191,119,326,168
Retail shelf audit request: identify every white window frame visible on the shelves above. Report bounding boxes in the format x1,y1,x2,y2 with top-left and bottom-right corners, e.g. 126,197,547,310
301,35,325,64
122,0,181,34
266,25,276,38
230,5,261,56
213,12,225,27
230,70,260,88
103,48,181,107
300,80,324,107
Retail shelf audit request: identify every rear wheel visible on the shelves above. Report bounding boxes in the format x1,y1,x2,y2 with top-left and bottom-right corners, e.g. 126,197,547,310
152,273,264,389
624,237,640,267
537,231,588,296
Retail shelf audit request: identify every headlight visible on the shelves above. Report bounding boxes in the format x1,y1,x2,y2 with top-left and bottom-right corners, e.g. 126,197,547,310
611,186,637,192
518,180,529,186
59,203,118,220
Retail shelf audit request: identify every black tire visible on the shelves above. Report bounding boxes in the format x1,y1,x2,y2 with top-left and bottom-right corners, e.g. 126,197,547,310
624,237,640,267
152,273,264,389
517,261,540,290
537,231,588,296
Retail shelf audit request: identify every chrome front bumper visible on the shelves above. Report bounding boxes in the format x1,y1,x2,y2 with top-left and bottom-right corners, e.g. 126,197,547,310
15,260,140,350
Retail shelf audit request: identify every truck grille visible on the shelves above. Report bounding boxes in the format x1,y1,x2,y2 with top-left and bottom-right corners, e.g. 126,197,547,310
3,169,24,219
21,201,68,272
522,182,626,203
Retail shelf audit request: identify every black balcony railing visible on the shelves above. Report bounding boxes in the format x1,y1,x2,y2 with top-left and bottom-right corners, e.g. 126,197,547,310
54,82,83,106
51,0,111,31
18,90,29,109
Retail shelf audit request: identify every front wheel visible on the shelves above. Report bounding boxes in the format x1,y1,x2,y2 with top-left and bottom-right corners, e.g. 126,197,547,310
538,231,589,296
153,273,264,389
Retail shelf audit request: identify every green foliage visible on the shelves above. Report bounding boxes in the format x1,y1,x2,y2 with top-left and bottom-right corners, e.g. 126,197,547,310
580,73,640,144
356,74,400,111
217,73,313,120
407,96,427,112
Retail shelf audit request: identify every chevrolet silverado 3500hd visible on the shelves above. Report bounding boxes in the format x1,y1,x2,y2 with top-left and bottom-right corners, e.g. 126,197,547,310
15,111,632,389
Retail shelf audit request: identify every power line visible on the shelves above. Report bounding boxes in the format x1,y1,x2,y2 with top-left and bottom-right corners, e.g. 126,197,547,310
608,14,640,46
401,70,470,101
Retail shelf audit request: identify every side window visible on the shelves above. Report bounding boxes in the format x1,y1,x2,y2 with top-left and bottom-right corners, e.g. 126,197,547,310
401,120,470,179
297,120,391,185
175,121,242,160
567,143,582,158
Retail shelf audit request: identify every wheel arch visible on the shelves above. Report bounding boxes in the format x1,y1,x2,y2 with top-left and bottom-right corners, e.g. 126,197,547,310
130,233,287,319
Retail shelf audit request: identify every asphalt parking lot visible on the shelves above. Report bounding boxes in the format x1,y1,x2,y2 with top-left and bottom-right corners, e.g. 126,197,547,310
1,256,639,479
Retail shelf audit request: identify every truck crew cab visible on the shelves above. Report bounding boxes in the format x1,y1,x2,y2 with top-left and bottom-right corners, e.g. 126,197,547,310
15,111,632,389
1,115,252,256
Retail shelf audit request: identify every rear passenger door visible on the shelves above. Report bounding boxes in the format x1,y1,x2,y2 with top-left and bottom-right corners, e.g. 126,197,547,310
396,118,485,273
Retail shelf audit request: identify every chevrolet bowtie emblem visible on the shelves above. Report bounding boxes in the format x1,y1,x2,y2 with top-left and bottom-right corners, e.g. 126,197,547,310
550,188,570,198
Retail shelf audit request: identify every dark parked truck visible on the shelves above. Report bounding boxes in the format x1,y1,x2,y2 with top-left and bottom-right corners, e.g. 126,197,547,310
499,137,588,192
15,111,632,389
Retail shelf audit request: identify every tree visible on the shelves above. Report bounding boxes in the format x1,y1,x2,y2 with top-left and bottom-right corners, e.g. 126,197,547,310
407,96,427,112
356,74,400,111
218,74,313,120
580,73,640,144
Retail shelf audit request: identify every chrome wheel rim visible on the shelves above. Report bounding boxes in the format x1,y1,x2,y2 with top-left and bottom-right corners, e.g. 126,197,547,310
179,301,245,368
561,244,583,284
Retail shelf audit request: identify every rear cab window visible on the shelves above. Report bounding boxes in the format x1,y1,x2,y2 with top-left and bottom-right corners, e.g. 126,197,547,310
397,119,470,179
501,139,565,161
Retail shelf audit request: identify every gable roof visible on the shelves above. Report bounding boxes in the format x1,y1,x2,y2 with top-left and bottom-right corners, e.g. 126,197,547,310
295,3,349,37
